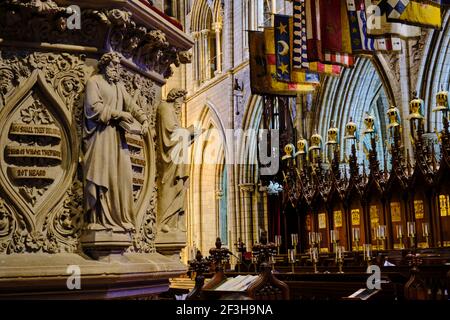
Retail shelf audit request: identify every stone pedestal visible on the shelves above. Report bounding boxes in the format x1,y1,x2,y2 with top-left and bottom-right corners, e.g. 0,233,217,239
80,229,132,261
0,253,186,299
156,231,187,259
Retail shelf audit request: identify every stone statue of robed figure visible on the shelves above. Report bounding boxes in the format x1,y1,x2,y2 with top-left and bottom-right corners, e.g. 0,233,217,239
82,52,148,241
156,88,196,245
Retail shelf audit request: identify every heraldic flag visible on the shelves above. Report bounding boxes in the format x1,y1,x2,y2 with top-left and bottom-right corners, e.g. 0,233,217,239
385,0,442,29
292,0,342,75
249,30,320,96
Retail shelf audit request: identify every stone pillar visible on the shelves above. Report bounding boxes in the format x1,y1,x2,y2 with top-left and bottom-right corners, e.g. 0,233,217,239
216,188,224,240
399,39,413,154
214,22,223,75
239,183,255,247
200,29,210,81
259,184,269,235
295,94,303,137
271,0,277,26
191,32,200,82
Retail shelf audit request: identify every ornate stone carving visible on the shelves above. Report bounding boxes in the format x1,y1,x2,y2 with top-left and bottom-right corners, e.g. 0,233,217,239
178,51,193,64
0,2,109,47
80,53,150,257
120,69,158,133
155,88,193,250
410,30,428,91
384,51,400,85
0,0,191,262
43,179,84,253
0,67,77,237
5,0,61,13
132,186,157,253
0,2,191,80
108,18,190,79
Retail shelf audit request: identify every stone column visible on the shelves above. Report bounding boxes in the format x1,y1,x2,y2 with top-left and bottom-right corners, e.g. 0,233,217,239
239,183,255,247
271,0,276,26
215,189,224,240
259,184,269,235
200,29,210,81
191,32,199,82
214,22,222,75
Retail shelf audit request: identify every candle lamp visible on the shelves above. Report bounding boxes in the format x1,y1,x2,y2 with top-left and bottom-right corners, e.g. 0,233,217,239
315,232,322,249
373,226,380,250
378,225,386,250
237,252,242,272
363,244,372,267
407,221,416,248
308,232,314,249
251,251,258,273
422,222,430,248
270,253,276,272
291,233,299,256
275,235,282,255
330,230,339,252
396,224,404,249
335,246,344,273
288,249,296,273
310,247,319,273
352,227,360,251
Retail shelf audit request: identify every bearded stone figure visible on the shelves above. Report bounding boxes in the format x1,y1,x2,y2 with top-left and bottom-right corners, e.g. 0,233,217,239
83,52,149,235
156,88,194,238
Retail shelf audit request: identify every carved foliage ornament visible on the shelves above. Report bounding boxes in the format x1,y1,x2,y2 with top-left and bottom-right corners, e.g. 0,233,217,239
0,46,161,254
0,1,192,78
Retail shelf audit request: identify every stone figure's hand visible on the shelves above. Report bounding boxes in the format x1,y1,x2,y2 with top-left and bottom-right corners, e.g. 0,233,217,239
141,121,149,135
120,112,134,124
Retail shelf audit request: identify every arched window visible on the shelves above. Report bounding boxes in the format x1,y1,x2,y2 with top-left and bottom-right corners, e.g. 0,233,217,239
191,0,224,84
418,11,450,135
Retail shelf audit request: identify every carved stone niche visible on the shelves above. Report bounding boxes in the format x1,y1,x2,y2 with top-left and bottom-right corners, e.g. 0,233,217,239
0,70,78,254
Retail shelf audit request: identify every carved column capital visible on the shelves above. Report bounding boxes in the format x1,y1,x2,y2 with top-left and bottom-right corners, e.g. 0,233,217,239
215,189,224,199
213,22,222,33
191,31,200,40
239,183,255,193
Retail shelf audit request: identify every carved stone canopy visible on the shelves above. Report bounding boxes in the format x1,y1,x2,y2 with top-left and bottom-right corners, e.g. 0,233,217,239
0,0,193,80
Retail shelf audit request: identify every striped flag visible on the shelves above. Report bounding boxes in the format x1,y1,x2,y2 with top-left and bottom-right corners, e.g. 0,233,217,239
305,0,355,67
293,0,342,75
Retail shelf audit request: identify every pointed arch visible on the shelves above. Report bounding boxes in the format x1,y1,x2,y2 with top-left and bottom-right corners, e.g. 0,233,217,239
186,101,228,252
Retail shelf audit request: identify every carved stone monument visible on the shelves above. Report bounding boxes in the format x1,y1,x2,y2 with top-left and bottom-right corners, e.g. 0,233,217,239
0,0,193,299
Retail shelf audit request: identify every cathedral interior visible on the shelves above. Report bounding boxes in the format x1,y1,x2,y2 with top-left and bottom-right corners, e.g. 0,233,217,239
0,0,450,305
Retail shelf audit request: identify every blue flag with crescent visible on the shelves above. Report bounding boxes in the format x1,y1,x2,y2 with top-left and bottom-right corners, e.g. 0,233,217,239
274,14,292,82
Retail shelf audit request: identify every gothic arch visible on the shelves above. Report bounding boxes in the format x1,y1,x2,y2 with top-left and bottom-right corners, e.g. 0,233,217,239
416,10,450,132
187,101,227,252
191,0,223,31
313,58,393,165
238,95,264,185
